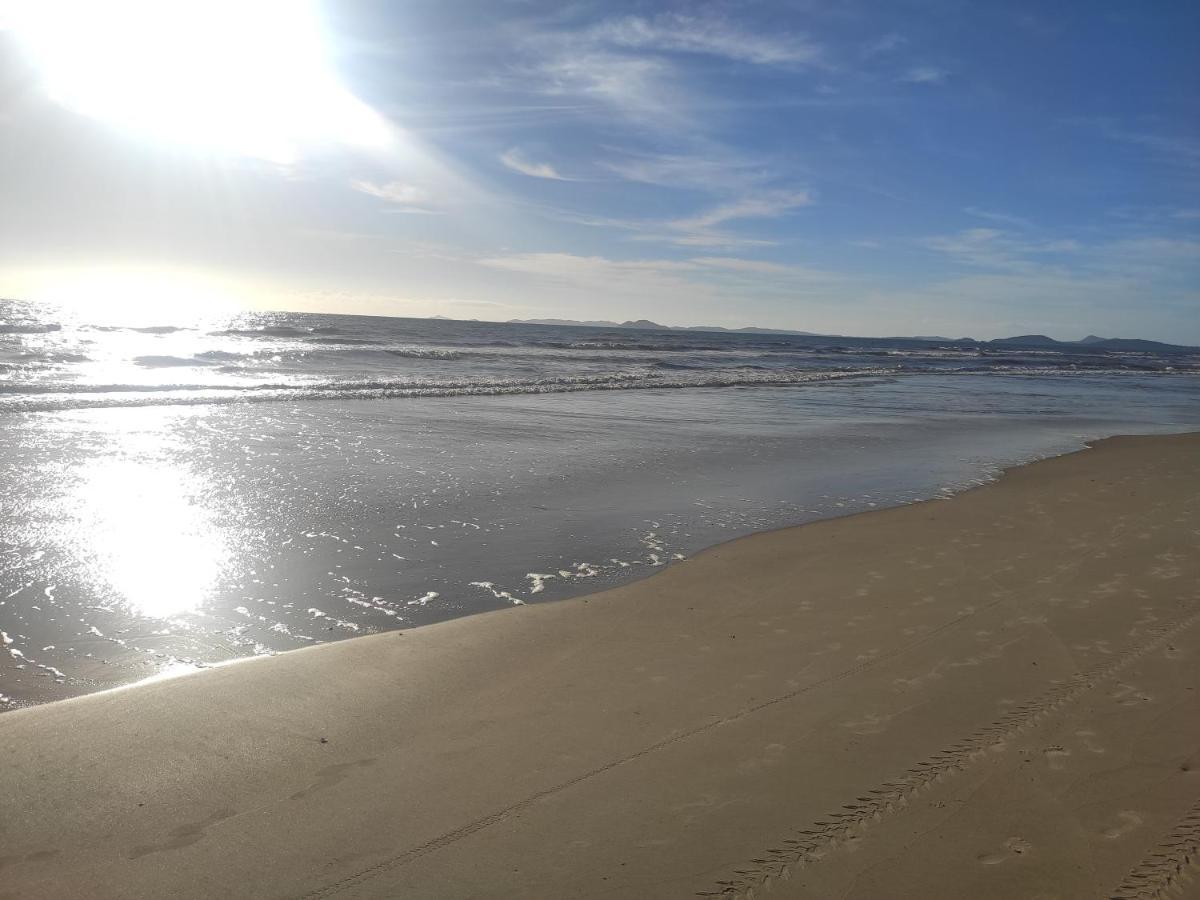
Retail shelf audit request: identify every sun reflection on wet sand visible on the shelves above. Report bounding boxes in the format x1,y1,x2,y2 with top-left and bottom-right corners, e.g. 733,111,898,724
64,413,228,619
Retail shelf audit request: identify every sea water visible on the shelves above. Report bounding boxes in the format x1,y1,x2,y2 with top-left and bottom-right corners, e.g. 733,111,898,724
2,300,1198,706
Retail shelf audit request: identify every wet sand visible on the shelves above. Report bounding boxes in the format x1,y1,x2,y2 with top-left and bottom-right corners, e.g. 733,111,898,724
1,432,1198,899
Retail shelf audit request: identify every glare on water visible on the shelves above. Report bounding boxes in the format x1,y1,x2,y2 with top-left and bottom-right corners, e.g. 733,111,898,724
62,415,228,619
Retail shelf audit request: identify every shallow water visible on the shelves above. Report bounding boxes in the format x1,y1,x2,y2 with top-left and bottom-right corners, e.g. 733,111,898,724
2,362,1197,707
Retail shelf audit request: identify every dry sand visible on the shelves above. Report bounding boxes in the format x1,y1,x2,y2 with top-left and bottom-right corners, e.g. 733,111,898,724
1,432,1199,900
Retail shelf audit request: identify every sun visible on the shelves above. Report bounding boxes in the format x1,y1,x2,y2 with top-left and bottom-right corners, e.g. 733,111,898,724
4,0,390,163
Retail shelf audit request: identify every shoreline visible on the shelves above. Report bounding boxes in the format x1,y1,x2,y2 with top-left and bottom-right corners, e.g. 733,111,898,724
6,420,1196,711
2,432,1199,898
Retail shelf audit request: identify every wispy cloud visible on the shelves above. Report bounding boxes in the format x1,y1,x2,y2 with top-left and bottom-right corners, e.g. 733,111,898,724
900,66,948,85
673,191,814,229
528,186,813,250
920,227,1199,292
964,207,1034,229
500,148,570,180
349,180,437,213
690,256,791,273
533,51,683,126
921,227,1084,271
601,148,768,192
1077,118,1200,168
861,33,906,57
587,13,824,68
514,11,826,129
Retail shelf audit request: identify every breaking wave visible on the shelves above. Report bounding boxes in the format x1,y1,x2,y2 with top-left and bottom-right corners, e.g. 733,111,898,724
0,367,892,412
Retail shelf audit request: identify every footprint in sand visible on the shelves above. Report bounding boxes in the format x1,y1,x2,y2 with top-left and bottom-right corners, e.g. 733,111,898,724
978,837,1032,865
737,742,786,773
841,711,895,735
1070,639,1113,655
1148,565,1181,579
1076,730,1106,754
1042,746,1071,770
892,666,944,692
1102,811,1143,840
1003,614,1048,628
1111,683,1153,706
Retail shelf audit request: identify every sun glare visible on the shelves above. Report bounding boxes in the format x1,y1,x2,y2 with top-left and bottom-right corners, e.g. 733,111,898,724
6,0,390,163
74,444,228,620
29,266,241,323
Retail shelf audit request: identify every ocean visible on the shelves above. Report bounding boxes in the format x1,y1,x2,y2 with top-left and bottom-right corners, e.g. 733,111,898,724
2,298,1198,707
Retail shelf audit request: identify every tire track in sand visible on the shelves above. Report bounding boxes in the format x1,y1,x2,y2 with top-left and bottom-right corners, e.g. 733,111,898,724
298,582,1051,898
699,604,1200,898
1109,795,1200,900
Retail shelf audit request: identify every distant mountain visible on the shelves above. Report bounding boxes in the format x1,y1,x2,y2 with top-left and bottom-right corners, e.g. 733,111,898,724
685,325,820,335
987,334,1198,353
1079,337,1196,352
988,334,1061,347
507,317,670,329
503,318,1196,350
507,318,818,335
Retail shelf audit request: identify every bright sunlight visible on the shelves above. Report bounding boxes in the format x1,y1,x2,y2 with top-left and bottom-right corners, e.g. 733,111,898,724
16,265,242,323
4,0,390,163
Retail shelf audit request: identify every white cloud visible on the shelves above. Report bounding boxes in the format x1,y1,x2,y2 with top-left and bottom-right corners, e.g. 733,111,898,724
534,51,684,126
588,13,824,68
921,228,1053,271
673,191,814,229
920,228,1199,293
1077,119,1200,167
530,190,810,250
480,252,693,278
349,180,435,212
690,256,791,273
500,148,569,180
1037,239,1083,253
517,12,824,129
602,149,767,192
964,207,1033,229
900,66,948,85
862,33,906,57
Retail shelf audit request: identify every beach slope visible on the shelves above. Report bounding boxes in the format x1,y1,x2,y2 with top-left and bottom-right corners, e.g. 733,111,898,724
1,433,1198,899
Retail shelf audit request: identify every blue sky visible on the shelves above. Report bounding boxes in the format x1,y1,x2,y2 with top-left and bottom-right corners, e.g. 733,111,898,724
1,0,1197,340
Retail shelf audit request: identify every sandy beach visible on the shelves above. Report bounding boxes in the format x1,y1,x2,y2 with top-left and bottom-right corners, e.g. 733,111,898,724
1,431,1198,899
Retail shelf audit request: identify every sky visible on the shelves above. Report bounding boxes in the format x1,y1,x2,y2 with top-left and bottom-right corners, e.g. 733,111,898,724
0,0,1197,341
